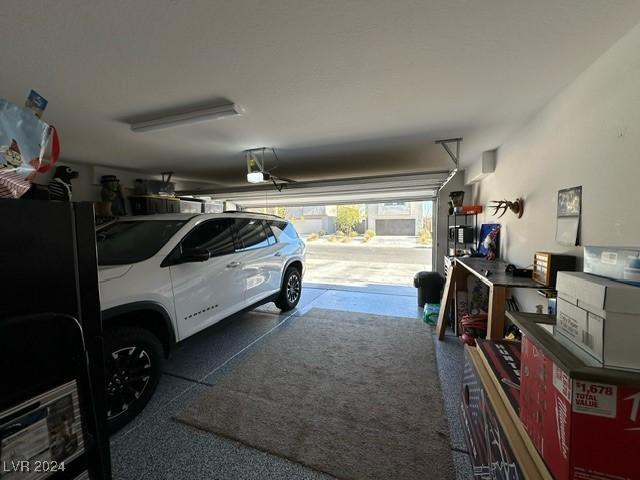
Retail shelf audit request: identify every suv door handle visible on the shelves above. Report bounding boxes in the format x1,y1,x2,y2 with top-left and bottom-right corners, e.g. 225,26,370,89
226,261,242,268
274,252,282,257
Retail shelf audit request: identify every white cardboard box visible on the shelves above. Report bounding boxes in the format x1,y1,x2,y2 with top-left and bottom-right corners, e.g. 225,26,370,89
555,272,640,371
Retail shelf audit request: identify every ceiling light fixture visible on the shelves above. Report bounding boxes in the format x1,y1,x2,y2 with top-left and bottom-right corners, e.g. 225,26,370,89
130,102,242,132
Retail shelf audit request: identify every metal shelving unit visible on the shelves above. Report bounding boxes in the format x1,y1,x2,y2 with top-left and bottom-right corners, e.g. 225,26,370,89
447,212,478,257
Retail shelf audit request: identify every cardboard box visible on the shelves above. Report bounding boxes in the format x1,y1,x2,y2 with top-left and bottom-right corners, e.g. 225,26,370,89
476,339,521,415
520,335,640,480
556,298,601,366
520,337,572,478
462,347,549,479
555,272,640,371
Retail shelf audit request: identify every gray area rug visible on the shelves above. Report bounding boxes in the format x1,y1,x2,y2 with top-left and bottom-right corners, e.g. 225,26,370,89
175,308,455,480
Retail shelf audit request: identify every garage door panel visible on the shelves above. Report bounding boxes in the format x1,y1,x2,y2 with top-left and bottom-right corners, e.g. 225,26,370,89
180,172,444,208
375,219,415,236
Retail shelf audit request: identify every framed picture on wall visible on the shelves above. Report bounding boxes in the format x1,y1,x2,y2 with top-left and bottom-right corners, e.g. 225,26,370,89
556,186,582,246
557,186,582,217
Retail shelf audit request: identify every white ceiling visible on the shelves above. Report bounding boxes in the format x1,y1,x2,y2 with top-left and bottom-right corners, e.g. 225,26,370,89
3,1,640,186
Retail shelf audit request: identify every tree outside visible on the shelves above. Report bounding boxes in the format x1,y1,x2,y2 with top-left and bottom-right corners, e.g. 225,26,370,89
335,205,364,236
276,206,287,219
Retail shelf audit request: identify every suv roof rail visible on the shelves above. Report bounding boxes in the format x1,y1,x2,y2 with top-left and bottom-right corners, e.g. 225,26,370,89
222,210,285,220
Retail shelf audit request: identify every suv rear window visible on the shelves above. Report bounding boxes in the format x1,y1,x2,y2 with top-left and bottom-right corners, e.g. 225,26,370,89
97,220,186,265
181,218,235,257
234,218,270,251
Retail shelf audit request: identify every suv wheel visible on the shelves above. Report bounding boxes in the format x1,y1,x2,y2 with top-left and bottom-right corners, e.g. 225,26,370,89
104,327,163,433
275,266,302,311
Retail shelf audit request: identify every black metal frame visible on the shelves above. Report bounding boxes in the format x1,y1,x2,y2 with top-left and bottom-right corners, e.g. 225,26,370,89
447,211,478,257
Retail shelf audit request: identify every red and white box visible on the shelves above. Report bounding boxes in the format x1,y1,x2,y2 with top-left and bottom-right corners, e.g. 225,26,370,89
520,334,640,480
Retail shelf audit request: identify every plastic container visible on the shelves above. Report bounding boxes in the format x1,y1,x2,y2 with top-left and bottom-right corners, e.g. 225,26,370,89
423,303,440,326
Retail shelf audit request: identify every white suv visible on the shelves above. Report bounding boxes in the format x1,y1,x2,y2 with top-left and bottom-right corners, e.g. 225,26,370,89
97,212,305,431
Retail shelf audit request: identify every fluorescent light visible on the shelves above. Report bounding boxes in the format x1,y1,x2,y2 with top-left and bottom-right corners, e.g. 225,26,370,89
247,172,268,183
130,103,242,132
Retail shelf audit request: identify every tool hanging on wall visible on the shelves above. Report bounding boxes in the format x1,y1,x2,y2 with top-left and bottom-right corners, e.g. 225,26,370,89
490,198,524,218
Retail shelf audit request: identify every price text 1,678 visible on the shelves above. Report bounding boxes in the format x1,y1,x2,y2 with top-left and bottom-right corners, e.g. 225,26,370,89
575,382,613,396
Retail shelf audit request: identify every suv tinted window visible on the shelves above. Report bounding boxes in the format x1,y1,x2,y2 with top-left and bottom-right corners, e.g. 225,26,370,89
263,221,277,246
97,220,186,265
182,218,235,257
234,218,270,251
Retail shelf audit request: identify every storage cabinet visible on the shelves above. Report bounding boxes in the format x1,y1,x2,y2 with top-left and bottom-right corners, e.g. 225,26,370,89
0,199,111,480
532,252,576,287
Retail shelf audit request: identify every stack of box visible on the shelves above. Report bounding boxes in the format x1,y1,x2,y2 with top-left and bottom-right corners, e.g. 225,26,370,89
555,271,640,371
519,334,640,479
515,271,640,479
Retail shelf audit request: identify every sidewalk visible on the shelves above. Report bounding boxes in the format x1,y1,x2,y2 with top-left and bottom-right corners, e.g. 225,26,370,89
303,239,433,287
302,234,432,249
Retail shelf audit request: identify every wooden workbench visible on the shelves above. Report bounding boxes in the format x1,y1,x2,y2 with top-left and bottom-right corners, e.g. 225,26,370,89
436,257,549,340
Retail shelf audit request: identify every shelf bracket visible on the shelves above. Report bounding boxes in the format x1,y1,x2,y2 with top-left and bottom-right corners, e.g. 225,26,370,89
435,137,463,193
435,137,463,169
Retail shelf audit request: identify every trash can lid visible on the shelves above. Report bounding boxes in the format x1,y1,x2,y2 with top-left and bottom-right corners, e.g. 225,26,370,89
413,271,445,287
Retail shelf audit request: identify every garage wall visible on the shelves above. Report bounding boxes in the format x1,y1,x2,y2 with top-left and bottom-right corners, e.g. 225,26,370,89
471,22,640,311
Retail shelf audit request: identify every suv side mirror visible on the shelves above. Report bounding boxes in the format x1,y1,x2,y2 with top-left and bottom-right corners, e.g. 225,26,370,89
182,248,210,262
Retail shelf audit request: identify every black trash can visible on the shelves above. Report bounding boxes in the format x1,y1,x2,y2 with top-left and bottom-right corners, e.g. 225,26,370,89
413,271,445,308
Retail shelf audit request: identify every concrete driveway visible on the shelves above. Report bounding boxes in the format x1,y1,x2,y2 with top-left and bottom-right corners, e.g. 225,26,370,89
302,236,433,287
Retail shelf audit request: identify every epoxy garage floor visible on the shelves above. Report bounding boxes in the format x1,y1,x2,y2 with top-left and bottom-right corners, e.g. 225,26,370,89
110,284,472,480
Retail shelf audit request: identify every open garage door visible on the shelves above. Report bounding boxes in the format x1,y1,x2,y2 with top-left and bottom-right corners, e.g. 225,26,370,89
279,200,434,288
178,171,447,208
179,172,439,289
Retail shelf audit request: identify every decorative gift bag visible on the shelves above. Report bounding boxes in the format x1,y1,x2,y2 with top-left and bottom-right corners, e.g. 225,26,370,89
0,99,59,198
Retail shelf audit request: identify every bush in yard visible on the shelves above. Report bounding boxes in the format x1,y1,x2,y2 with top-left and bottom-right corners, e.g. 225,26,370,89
349,230,358,238
417,217,433,245
364,229,376,238
318,229,327,237
336,205,364,237
335,230,345,237
417,228,432,244
307,233,319,241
